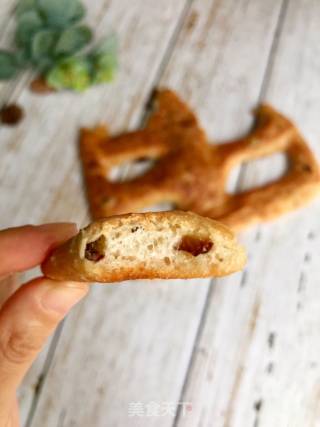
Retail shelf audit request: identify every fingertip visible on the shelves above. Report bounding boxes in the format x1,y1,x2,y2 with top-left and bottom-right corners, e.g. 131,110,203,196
38,279,89,316
0,278,89,325
0,223,79,277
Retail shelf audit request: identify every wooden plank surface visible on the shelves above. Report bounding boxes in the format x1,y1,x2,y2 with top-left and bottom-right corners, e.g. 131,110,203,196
25,1,285,426
176,1,320,426
0,0,191,424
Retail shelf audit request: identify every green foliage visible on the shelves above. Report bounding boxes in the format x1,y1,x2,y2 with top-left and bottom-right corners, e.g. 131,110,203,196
0,0,118,91
31,29,56,60
15,0,37,17
37,0,85,28
90,35,118,83
69,2,85,24
91,34,118,57
46,57,91,91
55,26,92,56
14,49,30,67
15,10,44,47
0,51,20,79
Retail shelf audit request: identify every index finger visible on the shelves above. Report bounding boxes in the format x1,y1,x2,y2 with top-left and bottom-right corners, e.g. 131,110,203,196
0,223,78,278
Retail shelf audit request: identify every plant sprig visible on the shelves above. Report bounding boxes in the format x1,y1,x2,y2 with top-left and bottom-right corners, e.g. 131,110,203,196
0,0,118,92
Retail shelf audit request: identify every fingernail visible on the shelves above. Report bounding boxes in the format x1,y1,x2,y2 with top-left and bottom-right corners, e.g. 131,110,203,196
41,282,88,315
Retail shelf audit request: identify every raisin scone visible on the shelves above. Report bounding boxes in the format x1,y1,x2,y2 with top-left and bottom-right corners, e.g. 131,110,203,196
42,211,246,283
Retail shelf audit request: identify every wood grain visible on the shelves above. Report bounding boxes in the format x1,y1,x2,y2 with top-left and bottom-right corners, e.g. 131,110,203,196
2,0,316,426
25,0,284,426
0,0,191,424
175,1,320,426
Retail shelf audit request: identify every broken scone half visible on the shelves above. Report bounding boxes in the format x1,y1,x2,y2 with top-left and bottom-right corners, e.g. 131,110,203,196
42,211,246,282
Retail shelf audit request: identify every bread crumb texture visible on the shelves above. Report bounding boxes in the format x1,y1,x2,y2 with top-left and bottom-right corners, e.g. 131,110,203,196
42,211,246,283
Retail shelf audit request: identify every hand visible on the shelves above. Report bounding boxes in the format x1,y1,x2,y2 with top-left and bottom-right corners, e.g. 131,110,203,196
0,223,89,427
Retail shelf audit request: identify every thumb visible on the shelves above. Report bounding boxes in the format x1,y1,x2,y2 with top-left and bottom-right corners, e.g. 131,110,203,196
0,278,88,405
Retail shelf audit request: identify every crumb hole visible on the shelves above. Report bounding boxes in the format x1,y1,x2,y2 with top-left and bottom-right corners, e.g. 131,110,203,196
85,235,106,262
101,196,116,207
147,244,153,251
301,163,312,173
179,117,195,128
164,257,171,265
176,235,213,257
87,160,98,168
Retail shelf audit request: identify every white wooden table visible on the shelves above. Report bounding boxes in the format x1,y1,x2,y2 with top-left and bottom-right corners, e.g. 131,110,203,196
2,1,320,426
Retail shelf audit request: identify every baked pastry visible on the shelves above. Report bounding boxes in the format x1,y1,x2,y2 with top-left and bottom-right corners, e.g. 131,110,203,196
42,211,246,282
80,89,320,231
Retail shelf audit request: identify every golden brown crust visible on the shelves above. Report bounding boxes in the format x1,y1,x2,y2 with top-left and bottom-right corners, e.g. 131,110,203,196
80,89,320,231
42,211,246,283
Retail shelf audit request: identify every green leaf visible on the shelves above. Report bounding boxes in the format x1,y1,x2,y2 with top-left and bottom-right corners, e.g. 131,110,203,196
15,0,37,17
55,25,92,56
91,33,118,57
37,0,85,28
46,57,91,92
89,34,118,84
14,49,30,68
0,51,20,80
70,2,85,23
31,29,57,63
35,57,55,73
91,53,117,84
15,10,43,48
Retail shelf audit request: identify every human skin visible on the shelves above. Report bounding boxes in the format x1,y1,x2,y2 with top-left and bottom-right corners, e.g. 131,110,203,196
0,223,89,427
